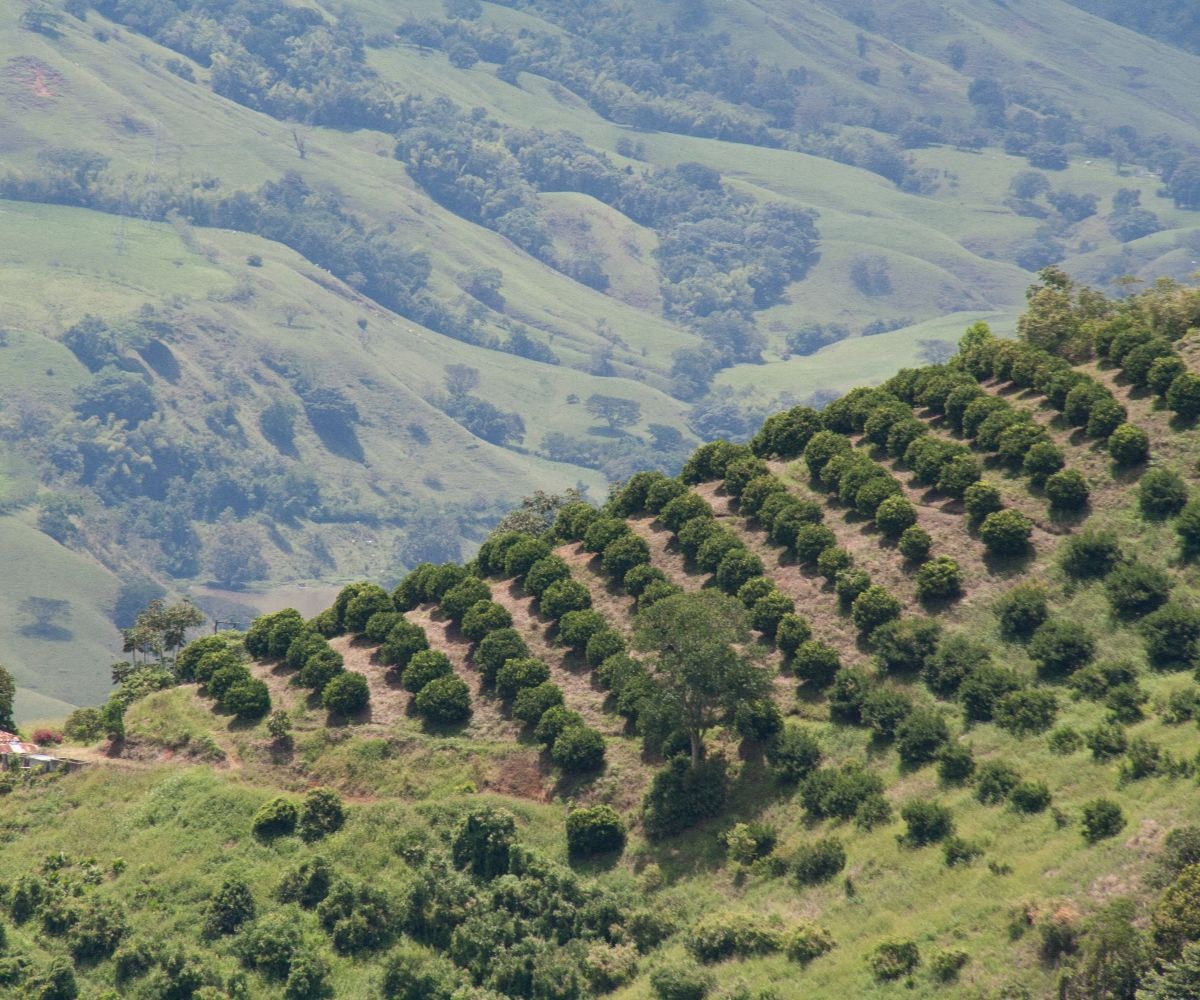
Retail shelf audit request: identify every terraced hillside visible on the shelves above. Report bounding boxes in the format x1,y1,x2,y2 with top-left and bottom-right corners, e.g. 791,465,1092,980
4,275,1200,998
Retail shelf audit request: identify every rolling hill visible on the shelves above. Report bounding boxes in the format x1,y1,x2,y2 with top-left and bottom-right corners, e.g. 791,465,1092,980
2,0,1200,718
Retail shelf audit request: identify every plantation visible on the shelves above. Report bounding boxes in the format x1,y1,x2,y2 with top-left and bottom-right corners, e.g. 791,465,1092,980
4,273,1200,997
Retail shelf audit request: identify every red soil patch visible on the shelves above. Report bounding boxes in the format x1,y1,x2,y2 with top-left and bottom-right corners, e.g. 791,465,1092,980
4,57,63,106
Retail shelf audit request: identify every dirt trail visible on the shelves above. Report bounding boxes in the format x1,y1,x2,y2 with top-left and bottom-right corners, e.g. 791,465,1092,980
624,516,706,591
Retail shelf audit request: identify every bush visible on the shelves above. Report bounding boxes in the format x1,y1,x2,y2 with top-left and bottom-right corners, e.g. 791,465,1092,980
851,585,902,635
1010,780,1052,814
601,534,651,580
414,676,471,724
203,878,257,938
474,629,529,684
1141,468,1189,516
775,613,812,655
363,612,403,645
930,949,970,982
223,678,272,720
835,568,872,606
1141,602,1200,668
938,453,982,498
298,788,344,842
534,705,583,746
714,549,765,594
1081,799,1126,843
895,709,950,765
785,924,835,964
642,756,728,840
872,617,941,674
1048,726,1083,754
686,912,782,962
994,688,1058,734
979,509,1033,556
401,650,452,693
624,563,668,597
868,940,920,980
63,707,103,743
793,524,837,563
856,476,903,517
380,939,458,999
558,609,608,650
792,640,841,688
322,672,370,715
460,600,513,642
378,620,428,670
539,578,592,619
1105,561,1171,619
746,591,792,640
916,557,962,600
936,743,975,784
551,725,606,772
1087,396,1128,439
862,686,914,740
1087,722,1129,760
874,495,917,537
942,836,982,868
511,682,563,725
1108,423,1150,466
524,555,571,597
975,761,1021,804
439,577,491,622
898,525,932,562
566,805,625,856
502,537,552,579
645,476,690,514
733,698,782,742
1029,619,1095,677
676,516,721,558
649,958,714,1000
585,628,625,667
253,797,298,839
660,493,713,533
792,838,846,885
994,583,1049,642
1168,372,1200,419
901,799,954,845
828,668,871,723
583,517,631,555
766,724,822,782
1061,529,1122,579
495,658,551,699
1045,469,1090,512
963,482,1003,521
815,545,853,582
1022,441,1065,487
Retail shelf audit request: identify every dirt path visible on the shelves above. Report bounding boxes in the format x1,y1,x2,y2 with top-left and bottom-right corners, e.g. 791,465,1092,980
624,516,707,591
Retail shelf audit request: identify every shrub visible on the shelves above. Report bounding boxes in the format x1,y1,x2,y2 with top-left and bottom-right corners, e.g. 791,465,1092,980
451,806,516,879
552,725,606,772
660,493,713,533
624,563,667,597
1108,423,1150,467
930,949,970,982
524,555,571,597
1010,780,1052,814
686,912,782,963
938,453,982,498
502,537,552,579
1029,619,1094,677
649,959,714,1000
201,873,255,936
414,676,471,725
1168,372,1200,419
872,616,941,674
642,756,728,840
722,821,777,865
299,788,345,841
380,939,458,999
1048,726,1083,754
208,662,252,702
793,524,838,563
558,609,607,650
639,580,682,609
828,668,871,723
322,672,370,715
583,517,631,554
874,495,917,537
1087,722,1128,761
792,838,846,885
1061,530,1122,579
868,940,920,980
942,836,982,868
715,549,765,594
792,640,841,688
539,578,592,620
378,620,428,670
695,532,742,573
861,686,914,740
749,590,793,640
1045,469,1090,512
534,705,584,746
803,430,852,477
363,612,403,644
994,688,1058,734
994,583,1049,642
815,545,854,581
495,658,551,699
63,707,103,743
646,477,690,514
936,743,975,784
856,476,903,517
1141,468,1189,517
1105,561,1171,619
775,613,812,655
736,576,775,608
831,570,868,610
963,482,1003,521
676,516,721,558
785,924,835,964
979,509,1033,556
734,698,783,742
601,534,651,580
566,805,626,856
439,577,491,622
901,799,954,845
766,724,822,782
1087,396,1128,439
738,475,787,517
474,629,529,684
1141,602,1200,668
975,761,1021,804
851,585,902,635
1081,799,1126,843
768,500,824,545
1022,441,1065,486
511,682,563,725
401,650,452,694
916,557,962,600
896,709,950,765
460,600,513,642
898,525,932,562
253,797,298,839
223,678,272,720
585,628,625,667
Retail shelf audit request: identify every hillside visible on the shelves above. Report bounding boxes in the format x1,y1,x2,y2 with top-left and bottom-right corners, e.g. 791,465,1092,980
3,0,1200,718
5,275,1200,997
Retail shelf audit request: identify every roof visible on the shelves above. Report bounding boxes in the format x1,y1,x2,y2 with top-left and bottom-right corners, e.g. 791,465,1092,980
0,732,43,755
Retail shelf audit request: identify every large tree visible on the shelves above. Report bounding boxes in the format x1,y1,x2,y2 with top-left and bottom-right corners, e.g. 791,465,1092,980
634,590,771,765
586,394,641,433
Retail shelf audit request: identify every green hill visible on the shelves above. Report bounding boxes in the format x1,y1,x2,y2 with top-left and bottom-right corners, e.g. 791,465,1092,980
5,275,1200,997
2,0,1200,718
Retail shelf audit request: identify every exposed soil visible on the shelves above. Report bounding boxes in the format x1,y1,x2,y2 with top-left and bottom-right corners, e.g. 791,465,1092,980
4,57,63,106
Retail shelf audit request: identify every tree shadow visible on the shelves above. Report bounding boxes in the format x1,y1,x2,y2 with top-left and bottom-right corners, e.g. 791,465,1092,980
982,547,1038,577
137,340,181,383
17,623,73,642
